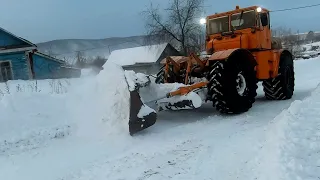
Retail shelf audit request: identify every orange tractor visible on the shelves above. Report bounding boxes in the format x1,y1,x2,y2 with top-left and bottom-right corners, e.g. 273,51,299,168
127,5,295,135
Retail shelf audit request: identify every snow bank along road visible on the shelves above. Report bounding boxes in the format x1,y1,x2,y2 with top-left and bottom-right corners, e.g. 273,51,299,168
1,58,320,180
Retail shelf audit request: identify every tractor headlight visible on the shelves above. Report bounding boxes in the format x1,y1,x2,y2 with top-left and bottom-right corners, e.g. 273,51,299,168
256,7,262,13
200,18,207,25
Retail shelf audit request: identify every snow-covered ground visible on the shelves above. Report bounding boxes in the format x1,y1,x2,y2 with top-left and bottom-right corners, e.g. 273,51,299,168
1,57,320,180
297,41,320,59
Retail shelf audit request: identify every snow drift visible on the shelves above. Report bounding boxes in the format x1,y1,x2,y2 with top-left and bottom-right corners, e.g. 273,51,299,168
257,84,320,180
0,61,133,155
0,92,71,156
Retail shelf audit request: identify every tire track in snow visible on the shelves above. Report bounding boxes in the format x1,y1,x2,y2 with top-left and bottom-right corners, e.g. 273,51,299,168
59,114,270,180
60,137,206,180
0,124,73,156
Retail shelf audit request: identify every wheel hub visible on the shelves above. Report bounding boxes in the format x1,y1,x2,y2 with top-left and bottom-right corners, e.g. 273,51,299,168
236,72,247,96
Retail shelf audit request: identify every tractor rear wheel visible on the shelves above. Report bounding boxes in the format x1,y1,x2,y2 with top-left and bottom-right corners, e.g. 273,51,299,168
262,54,294,100
207,60,258,114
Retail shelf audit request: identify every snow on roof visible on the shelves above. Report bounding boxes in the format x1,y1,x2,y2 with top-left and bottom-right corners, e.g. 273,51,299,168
295,31,320,35
107,43,168,66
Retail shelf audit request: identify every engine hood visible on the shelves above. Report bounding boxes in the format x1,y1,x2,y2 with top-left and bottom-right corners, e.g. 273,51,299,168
207,33,250,53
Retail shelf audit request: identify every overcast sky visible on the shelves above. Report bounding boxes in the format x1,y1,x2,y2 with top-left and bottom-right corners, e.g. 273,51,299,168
0,0,319,43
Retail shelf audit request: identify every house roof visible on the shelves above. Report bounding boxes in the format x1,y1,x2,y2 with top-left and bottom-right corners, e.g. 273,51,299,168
0,27,37,48
107,43,168,66
0,46,36,54
34,52,65,64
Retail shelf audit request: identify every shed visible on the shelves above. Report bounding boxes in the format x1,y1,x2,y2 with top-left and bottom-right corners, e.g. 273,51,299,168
0,27,80,82
107,43,181,74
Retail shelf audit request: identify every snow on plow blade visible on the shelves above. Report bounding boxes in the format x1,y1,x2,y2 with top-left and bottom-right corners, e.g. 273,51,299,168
125,71,157,135
124,70,208,135
157,91,203,111
129,89,157,135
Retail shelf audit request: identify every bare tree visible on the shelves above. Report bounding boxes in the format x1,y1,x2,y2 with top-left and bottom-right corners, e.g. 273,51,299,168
306,31,315,43
142,0,205,55
272,26,303,56
62,57,75,66
314,35,320,42
75,51,86,68
48,44,55,58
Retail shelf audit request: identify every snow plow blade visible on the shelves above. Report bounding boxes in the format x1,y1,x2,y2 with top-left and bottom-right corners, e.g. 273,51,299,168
125,70,157,135
129,89,157,135
124,70,208,135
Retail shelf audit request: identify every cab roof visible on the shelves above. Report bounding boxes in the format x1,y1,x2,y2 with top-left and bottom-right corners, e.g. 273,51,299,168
207,6,269,19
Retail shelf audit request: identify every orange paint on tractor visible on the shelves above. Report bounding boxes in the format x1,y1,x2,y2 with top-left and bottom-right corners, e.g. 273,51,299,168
205,5,283,80
129,5,295,135
159,5,291,82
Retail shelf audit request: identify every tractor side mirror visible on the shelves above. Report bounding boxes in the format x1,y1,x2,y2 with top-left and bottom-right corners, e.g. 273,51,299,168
260,13,268,26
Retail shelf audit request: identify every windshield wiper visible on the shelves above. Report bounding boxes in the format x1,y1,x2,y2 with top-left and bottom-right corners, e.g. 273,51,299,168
232,10,244,31
238,10,244,27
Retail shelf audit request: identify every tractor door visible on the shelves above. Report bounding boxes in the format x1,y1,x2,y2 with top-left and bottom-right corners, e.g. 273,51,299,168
256,12,271,49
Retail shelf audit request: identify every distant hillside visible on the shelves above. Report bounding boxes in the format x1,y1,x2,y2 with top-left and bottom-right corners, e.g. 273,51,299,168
38,30,320,65
36,35,149,64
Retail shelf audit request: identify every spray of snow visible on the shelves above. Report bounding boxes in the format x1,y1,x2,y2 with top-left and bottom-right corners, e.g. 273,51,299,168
66,62,131,139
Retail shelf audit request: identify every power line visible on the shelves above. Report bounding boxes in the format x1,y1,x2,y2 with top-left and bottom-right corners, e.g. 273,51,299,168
48,3,320,57
270,3,320,12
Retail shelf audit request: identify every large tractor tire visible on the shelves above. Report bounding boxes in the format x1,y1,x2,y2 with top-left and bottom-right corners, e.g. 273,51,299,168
207,59,258,114
262,52,294,100
155,65,166,84
155,65,185,84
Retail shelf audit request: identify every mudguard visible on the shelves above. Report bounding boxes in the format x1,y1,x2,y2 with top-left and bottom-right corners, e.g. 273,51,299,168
208,48,257,67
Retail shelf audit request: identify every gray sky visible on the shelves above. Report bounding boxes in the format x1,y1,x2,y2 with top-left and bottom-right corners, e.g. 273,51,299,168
0,0,319,43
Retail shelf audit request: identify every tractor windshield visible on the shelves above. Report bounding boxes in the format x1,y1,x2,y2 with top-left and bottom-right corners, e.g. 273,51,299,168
207,16,229,34
231,10,256,31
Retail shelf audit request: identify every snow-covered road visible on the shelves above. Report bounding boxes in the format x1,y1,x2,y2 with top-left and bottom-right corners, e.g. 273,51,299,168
1,58,320,180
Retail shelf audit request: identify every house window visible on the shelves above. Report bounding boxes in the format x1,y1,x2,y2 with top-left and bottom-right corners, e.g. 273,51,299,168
0,61,13,82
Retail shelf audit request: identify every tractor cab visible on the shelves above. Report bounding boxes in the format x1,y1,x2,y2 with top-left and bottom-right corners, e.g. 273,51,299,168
205,6,271,54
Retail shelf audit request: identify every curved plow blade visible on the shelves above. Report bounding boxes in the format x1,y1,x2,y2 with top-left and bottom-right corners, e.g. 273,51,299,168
129,89,157,135
124,70,157,135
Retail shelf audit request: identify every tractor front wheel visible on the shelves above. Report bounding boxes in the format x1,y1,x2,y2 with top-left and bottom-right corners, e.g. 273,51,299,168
155,66,166,84
155,65,185,84
207,60,258,114
262,54,294,100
